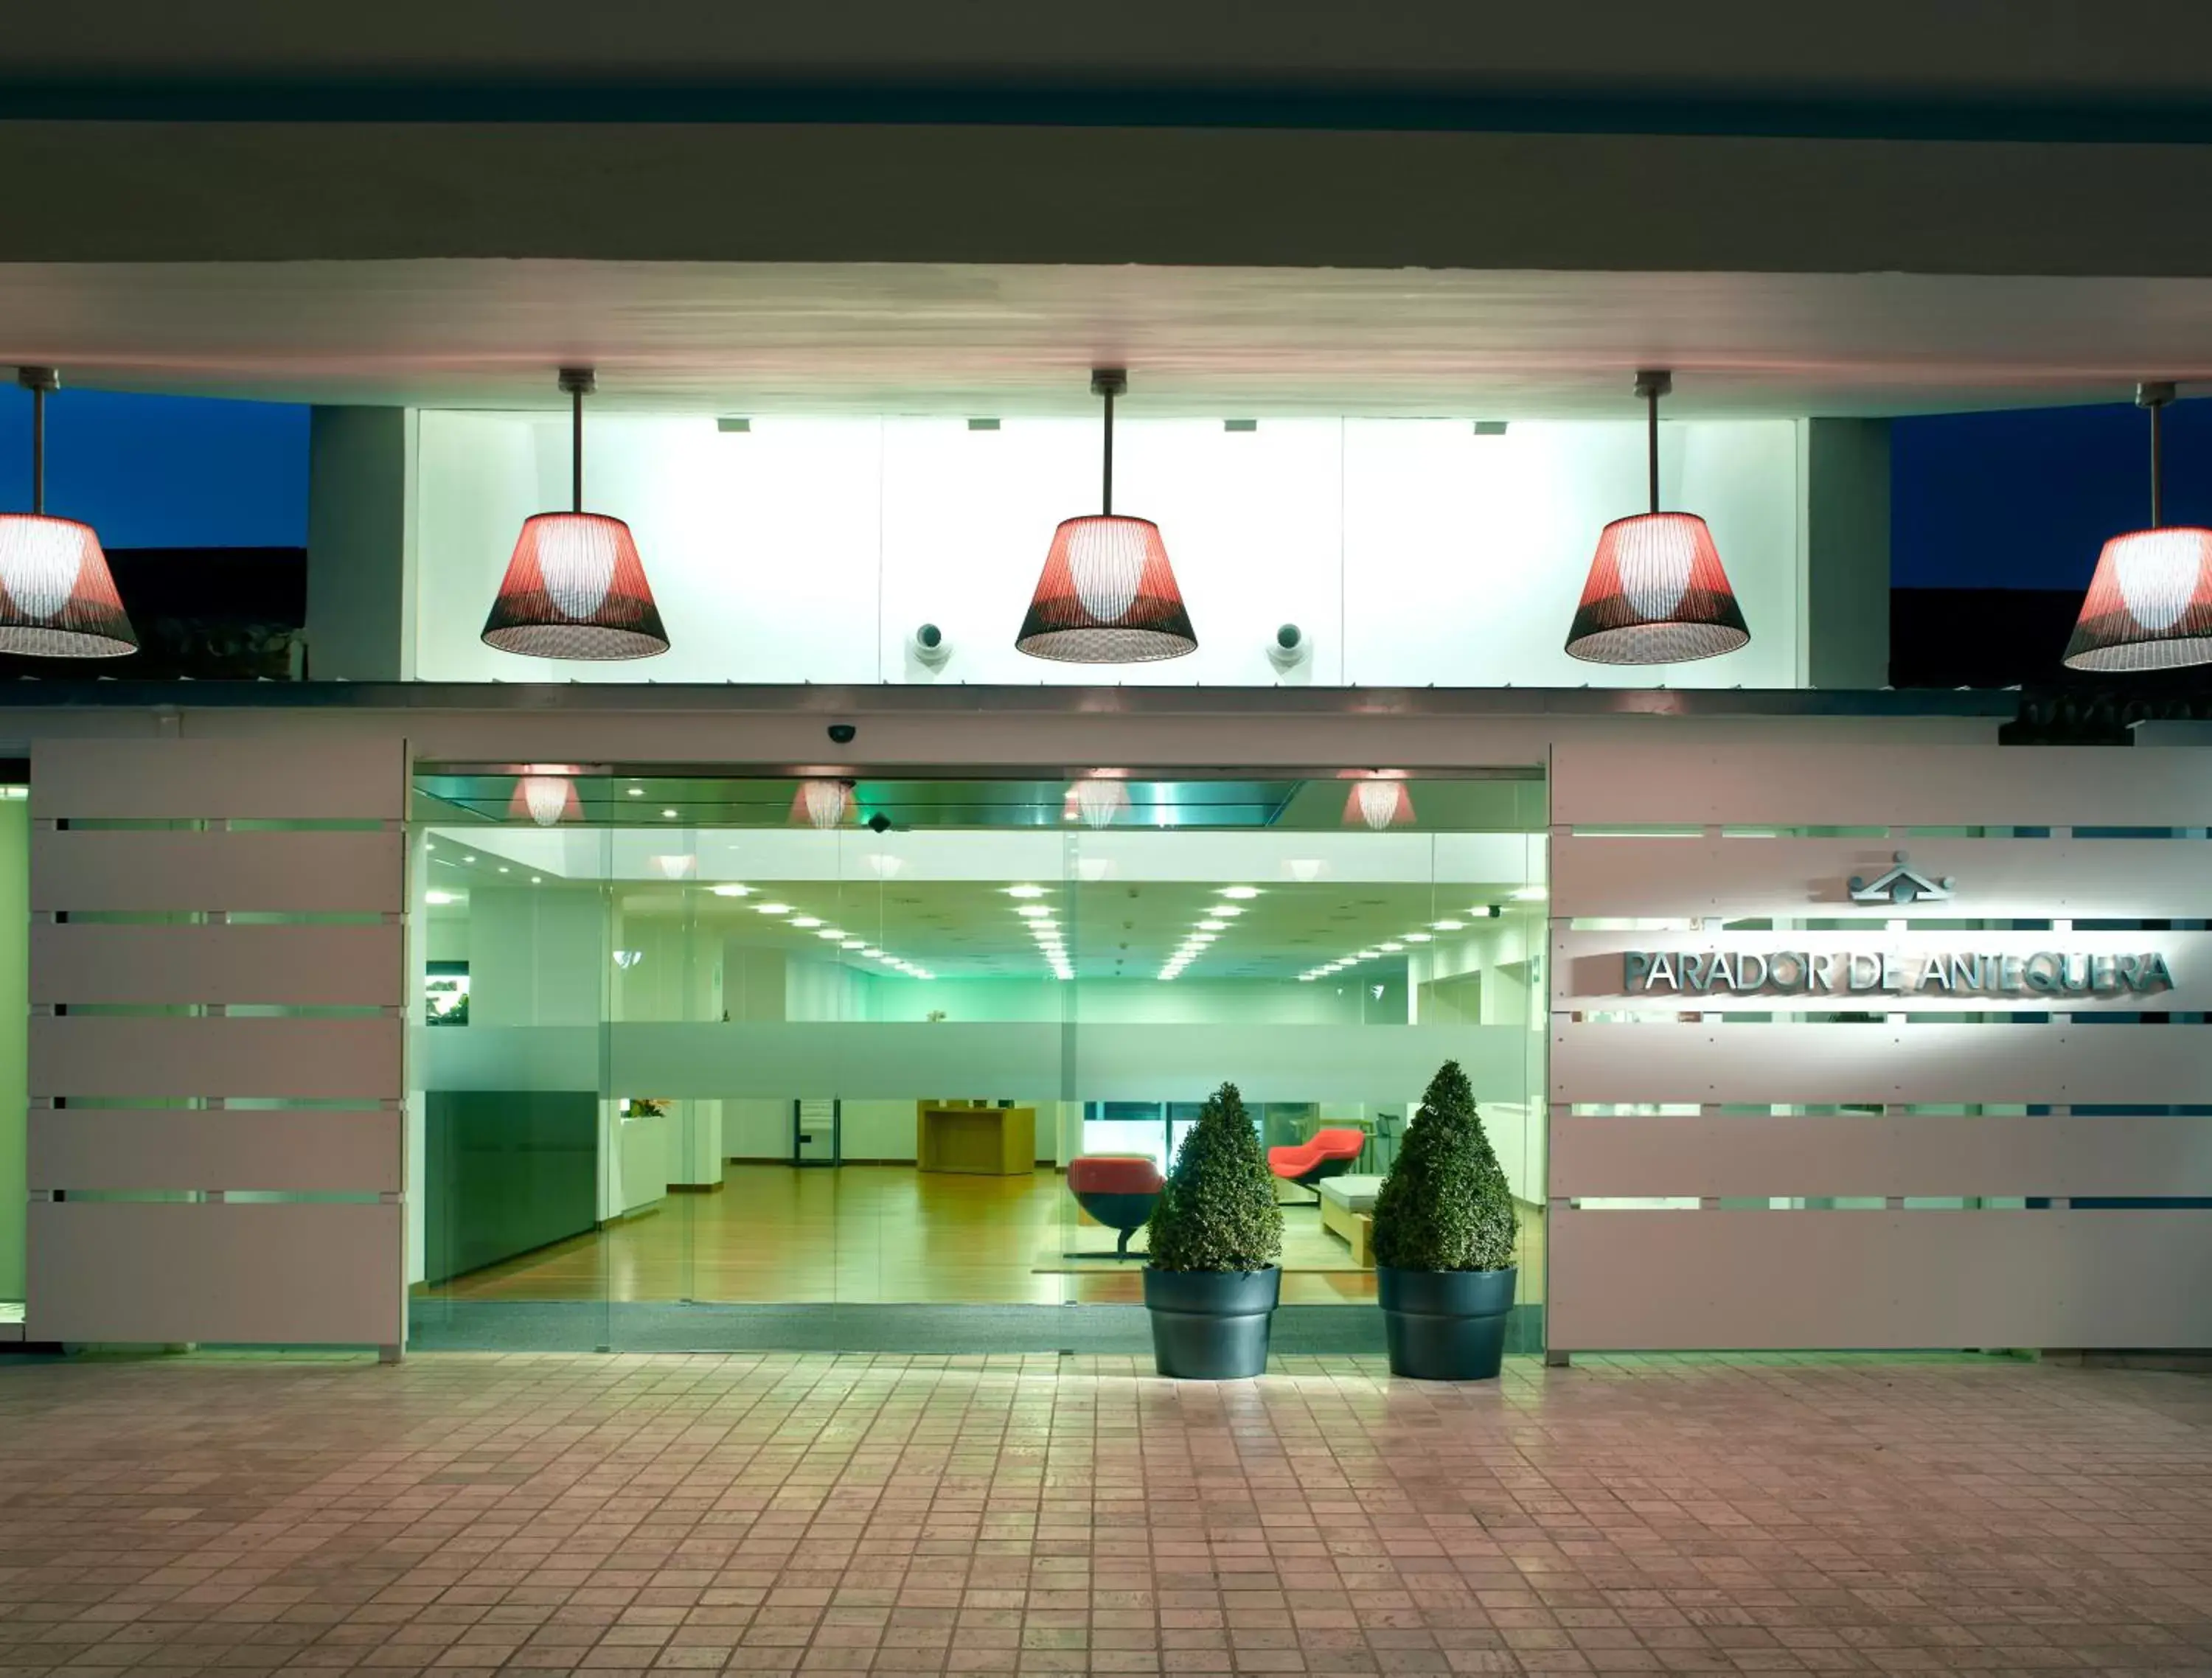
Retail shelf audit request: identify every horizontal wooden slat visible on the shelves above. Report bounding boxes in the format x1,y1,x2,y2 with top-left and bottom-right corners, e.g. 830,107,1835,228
1548,1208,2212,1350
32,1017,402,1100
1552,1113,2212,1200
1551,1021,2212,1105
25,1201,401,1345
31,828,403,913
29,1110,401,1193
32,922,403,1006
31,737,404,821
1552,742,2212,829
1554,927,2208,1014
1554,834,2212,922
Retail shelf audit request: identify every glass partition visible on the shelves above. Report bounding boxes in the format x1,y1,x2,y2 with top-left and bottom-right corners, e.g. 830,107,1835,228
406,771,1548,1353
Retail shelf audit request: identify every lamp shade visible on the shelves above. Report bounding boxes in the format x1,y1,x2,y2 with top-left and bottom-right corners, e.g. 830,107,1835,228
1071,776,1130,829
2062,526,2212,672
510,773,581,827
1344,779,1414,831
481,512,669,660
0,513,138,657
1565,512,1749,665
793,780,854,829
1016,515,1197,663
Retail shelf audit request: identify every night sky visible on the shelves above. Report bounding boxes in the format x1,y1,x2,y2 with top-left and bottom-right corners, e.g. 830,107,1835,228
4,384,2205,591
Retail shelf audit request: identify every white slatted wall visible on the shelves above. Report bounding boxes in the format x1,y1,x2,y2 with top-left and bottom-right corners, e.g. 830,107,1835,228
1547,742,2212,1352
24,739,408,1350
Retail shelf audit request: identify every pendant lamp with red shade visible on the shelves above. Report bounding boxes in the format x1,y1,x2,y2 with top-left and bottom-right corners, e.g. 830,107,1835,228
1016,369,1197,663
481,367,669,661
1565,370,1750,666
2064,381,2212,672
0,367,138,658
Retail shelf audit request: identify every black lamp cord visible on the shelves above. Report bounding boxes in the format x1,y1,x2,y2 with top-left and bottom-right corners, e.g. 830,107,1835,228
2150,397,2165,530
1101,383,1114,517
18,367,58,516
1646,382,1660,515
2138,380,2176,532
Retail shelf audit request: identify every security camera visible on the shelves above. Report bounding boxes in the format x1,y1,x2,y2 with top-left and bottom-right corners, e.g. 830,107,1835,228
1267,622,1310,674
910,622,951,672
827,723,857,745
867,812,892,835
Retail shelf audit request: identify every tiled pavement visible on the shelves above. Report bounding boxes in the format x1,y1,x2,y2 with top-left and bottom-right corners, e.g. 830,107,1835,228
1,1353,2208,1676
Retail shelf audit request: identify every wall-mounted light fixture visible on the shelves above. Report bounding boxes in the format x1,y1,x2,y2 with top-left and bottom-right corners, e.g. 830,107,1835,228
911,622,951,671
1266,622,1309,674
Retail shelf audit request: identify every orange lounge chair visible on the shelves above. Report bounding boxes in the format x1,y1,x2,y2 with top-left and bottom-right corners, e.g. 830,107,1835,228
1267,1127,1367,1201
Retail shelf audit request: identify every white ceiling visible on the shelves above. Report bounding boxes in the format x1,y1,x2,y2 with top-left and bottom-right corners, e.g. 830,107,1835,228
9,259,2212,420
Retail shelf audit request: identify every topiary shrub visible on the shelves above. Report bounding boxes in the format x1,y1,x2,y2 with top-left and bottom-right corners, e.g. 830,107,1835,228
1371,1060,1518,1272
1145,1082,1284,1272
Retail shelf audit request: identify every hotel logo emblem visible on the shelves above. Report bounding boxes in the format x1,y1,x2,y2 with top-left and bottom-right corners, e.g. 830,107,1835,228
1848,851,1954,905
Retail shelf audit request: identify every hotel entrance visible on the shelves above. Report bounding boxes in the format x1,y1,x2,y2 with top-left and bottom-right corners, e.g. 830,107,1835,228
404,767,1549,1353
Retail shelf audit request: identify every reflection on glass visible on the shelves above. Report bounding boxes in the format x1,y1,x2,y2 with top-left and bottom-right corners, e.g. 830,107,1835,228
405,773,1548,1349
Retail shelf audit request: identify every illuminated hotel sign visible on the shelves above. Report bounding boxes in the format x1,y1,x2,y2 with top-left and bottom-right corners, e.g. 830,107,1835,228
1623,949,2174,998
1605,853,2178,1000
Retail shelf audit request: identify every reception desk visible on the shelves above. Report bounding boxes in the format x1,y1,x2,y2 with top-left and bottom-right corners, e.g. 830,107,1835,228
917,1103,1038,1176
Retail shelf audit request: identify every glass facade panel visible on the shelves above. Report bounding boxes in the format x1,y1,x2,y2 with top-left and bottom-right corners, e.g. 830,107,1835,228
406,772,1548,1352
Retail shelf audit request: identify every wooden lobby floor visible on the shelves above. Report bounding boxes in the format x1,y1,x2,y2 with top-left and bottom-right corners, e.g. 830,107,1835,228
429,1164,1550,1308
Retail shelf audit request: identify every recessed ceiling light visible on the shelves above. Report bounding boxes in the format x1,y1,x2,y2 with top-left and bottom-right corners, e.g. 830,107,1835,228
530,876,543,884
1016,905,1054,919
662,808,681,819
497,866,510,874
1211,905,1244,918
711,884,753,897
843,939,866,950
1510,885,1548,902
1355,949,1378,959
1197,919,1228,932
462,854,478,864
425,889,457,905
627,787,644,796
1379,941,1404,953
1006,884,1048,899
862,947,883,958
815,928,844,940
790,916,823,929
1431,919,1464,931
1219,886,1262,899
756,902,792,915
1405,932,1432,943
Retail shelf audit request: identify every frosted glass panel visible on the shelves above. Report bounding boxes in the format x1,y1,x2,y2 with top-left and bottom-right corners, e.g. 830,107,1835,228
415,412,1801,688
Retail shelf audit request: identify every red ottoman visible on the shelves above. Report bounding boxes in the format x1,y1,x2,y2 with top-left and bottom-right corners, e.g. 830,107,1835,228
1066,1155,1166,1259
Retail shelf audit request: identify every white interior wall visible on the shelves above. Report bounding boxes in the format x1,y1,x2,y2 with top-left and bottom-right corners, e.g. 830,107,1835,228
414,413,1804,689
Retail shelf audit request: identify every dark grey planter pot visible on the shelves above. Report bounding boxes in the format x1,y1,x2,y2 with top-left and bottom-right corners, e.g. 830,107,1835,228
1144,1267,1281,1379
1377,1265,1517,1380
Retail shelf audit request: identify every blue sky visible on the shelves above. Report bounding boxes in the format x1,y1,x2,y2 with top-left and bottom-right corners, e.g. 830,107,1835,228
0,386,308,549
3,384,2202,590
